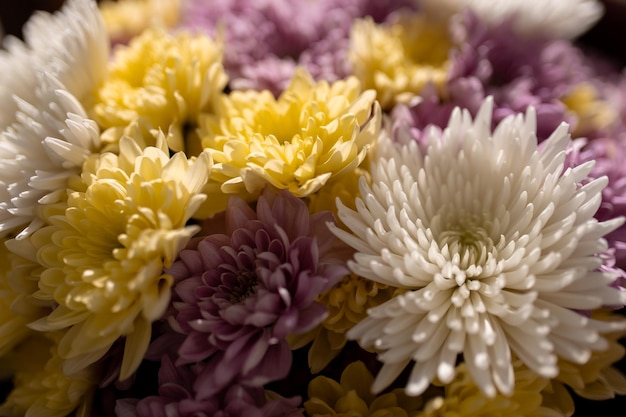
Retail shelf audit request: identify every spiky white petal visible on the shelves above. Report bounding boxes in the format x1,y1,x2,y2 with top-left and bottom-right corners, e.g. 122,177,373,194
330,97,626,398
0,0,109,131
415,0,604,40
0,75,101,238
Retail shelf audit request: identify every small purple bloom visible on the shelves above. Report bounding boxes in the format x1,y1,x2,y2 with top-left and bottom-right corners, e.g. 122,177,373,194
116,356,303,417
177,0,416,94
167,188,348,398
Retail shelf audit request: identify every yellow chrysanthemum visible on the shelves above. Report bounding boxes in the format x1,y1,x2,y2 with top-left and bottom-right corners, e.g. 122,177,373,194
99,0,181,44
197,67,381,218
290,274,399,373
417,364,549,417
0,237,54,360
305,361,423,417
554,310,626,401
305,167,369,226
90,27,227,152
30,133,211,380
349,14,451,110
0,333,98,417
562,83,616,135
0,242,36,357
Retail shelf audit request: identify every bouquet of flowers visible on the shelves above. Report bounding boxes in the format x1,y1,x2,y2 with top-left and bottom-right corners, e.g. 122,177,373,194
1,0,626,415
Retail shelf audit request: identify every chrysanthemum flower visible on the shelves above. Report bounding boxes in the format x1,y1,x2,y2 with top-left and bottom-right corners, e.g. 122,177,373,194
415,0,604,40
304,360,423,417
0,333,99,417
116,355,303,417
168,188,348,397
289,273,398,373
416,363,550,417
0,242,36,357
561,83,617,137
29,134,211,380
349,13,451,110
0,75,101,239
197,68,380,218
99,0,182,45
177,0,415,95
554,311,626,401
565,136,626,271
329,97,626,397
0,0,109,131
91,26,227,152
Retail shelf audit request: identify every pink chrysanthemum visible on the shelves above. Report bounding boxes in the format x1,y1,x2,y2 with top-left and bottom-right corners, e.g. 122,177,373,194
167,188,348,398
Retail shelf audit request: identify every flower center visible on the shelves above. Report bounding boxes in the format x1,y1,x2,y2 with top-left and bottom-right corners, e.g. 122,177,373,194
227,270,259,304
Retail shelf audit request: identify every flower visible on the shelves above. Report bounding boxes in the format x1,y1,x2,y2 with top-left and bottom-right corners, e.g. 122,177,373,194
0,333,99,417
177,0,417,95
415,0,604,40
0,75,101,239
116,355,303,417
289,273,398,373
90,26,227,152
304,360,423,417
329,97,626,397
99,0,182,45
0,0,109,131
349,13,452,110
197,67,380,217
416,363,552,417
29,134,211,380
167,188,348,397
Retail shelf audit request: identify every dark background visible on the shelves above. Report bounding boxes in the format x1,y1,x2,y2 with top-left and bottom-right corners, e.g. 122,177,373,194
1,0,626,415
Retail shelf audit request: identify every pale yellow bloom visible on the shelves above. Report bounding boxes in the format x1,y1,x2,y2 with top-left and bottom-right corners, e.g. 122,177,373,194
554,310,626,401
197,67,381,218
30,133,211,380
0,333,98,417
0,241,40,357
99,0,181,44
91,27,227,152
417,364,550,417
562,83,616,135
290,274,399,373
305,361,423,417
349,14,451,110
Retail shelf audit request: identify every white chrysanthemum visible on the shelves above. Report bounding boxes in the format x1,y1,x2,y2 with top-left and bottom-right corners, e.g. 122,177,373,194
0,0,109,131
415,0,604,39
0,74,101,238
330,97,626,398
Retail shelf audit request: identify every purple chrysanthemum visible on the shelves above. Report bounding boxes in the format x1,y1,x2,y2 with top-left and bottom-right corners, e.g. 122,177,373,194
395,11,601,142
116,356,303,417
166,188,348,398
566,136,626,275
177,0,415,94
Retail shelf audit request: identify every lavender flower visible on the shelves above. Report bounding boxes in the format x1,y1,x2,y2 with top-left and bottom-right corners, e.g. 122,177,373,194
116,356,303,417
177,0,415,94
167,188,348,398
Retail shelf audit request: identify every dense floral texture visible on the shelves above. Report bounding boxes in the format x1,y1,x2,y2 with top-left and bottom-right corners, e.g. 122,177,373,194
90,26,227,152
30,134,211,380
178,0,416,94
197,68,380,217
115,355,303,417
0,76,101,239
99,0,182,45
330,98,626,397
0,333,98,417
305,361,423,416
1,0,626,416
166,188,348,397
349,12,452,110
0,0,109,131
415,0,604,39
